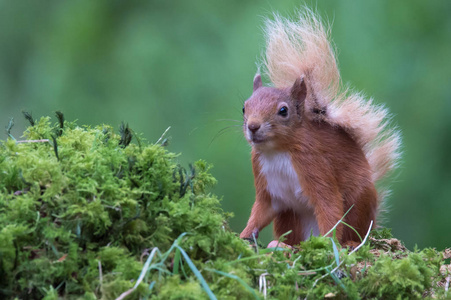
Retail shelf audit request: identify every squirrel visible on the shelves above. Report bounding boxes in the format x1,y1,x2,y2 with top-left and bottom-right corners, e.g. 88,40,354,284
239,9,401,246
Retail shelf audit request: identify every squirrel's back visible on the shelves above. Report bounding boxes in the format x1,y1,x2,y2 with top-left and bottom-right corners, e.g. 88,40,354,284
263,9,401,202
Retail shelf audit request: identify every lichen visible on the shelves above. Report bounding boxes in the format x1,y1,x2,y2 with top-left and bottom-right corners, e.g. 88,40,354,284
0,115,449,299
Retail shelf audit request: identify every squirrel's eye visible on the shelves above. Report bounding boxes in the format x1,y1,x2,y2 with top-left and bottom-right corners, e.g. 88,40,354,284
278,106,288,117
242,106,245,114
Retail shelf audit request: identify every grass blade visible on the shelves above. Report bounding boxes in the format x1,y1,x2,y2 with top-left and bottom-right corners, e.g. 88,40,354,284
173,247,181,275
258,247,289,254
330,238,340,267
329,269,346,291
324,205,354,237
341,221,363,242
206,268,260,300
134,247,161,289
175,245,217,300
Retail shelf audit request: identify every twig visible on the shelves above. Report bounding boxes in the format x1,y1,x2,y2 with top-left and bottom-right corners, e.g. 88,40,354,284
259,272,269,299
98,260,103,292
349,220,373,255
156,126,171,144
115,289,134,300
16,139,50,144
445,275,450,295
115,247,162,300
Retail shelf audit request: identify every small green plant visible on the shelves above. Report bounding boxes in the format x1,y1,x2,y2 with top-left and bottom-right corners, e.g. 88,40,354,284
0,114,449,299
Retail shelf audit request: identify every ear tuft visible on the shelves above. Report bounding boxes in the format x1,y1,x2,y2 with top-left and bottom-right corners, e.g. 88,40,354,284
253,74,262,92
290,76,307,103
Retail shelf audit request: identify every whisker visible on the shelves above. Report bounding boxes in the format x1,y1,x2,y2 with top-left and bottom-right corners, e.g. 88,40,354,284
214,125,242,136
209,125,242,146
215,119,242,123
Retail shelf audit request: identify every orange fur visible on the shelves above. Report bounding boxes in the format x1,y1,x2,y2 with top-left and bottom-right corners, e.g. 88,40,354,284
239,10,400,246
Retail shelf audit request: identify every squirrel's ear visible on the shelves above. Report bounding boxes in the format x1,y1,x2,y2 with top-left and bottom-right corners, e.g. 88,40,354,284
290,76,307,104
253,74,262,92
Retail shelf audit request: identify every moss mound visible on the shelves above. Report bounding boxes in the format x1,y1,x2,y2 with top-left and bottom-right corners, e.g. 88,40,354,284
0,115,449,299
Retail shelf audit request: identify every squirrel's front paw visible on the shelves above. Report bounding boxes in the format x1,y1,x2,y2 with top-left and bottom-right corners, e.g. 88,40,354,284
240,228,259,240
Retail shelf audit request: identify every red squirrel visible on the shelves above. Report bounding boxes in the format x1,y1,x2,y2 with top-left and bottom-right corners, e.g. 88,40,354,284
239,10,400,246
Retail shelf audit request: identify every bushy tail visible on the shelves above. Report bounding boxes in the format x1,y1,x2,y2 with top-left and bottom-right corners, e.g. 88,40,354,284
263,9,401,189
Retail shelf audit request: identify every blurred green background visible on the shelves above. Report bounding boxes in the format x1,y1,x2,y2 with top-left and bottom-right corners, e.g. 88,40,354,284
1,1,450,250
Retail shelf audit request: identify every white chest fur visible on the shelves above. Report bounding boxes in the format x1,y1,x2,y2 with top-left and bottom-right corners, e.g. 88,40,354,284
258,152,305,212
258,151,319,239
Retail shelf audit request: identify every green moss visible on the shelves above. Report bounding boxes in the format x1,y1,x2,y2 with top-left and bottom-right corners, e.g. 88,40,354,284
360,251,436,299
0,116,229,298
0,115,448,299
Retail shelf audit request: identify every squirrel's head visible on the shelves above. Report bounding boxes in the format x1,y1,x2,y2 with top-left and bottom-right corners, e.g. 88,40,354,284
243,73,323,151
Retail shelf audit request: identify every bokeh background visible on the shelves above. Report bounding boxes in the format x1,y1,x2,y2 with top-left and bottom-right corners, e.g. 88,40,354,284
1,1,450,250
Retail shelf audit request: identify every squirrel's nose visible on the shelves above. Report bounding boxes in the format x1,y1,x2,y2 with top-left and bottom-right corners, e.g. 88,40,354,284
248,123,261,134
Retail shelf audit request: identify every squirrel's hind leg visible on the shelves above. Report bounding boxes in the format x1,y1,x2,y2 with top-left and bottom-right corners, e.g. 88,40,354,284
273,210,304,246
